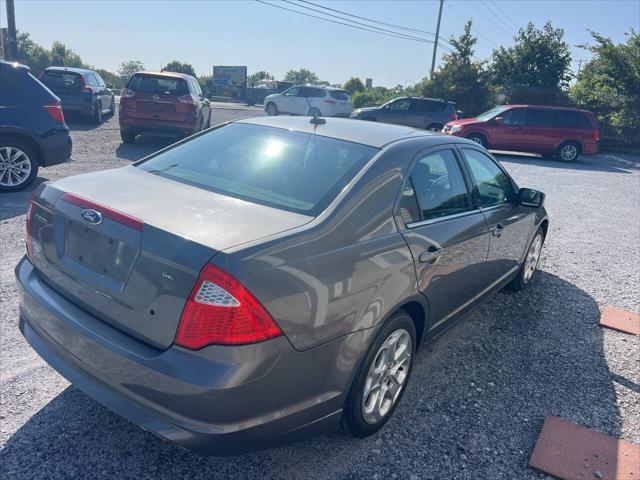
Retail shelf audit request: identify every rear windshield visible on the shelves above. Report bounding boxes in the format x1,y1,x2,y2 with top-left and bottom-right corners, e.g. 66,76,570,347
329,90,350,100
40,70,83,94
136,123,378,215
128,74,188,95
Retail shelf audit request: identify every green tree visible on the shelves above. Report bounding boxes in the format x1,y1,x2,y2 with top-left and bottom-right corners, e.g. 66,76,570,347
49,41,84,68
118,60,145,84
570,30,640,145
490,21,572,104
284,68,319,85
343,77,365,95
95,68,121,88
247,70,273,86
162,60,196,77
198,74,212,95
420,21,493,116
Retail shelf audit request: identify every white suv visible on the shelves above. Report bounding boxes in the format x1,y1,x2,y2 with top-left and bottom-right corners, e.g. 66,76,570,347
264,85,353,117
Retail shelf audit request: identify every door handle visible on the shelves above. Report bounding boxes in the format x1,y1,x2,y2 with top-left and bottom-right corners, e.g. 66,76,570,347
490,224,504,237
419,247,444,263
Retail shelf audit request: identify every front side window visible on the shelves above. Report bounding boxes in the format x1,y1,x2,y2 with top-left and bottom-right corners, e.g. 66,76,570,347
283,87,299,96
462,149,515,207
387,99,411,111
475,105,509,122
136,123,378,216
401,149,471,224
500,108,526,126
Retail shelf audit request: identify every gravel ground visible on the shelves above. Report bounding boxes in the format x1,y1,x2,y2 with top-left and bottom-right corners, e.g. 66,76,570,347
1,109,639,479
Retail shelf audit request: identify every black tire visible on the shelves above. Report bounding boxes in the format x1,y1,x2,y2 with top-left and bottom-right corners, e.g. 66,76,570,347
466,133,487,148
93,101,103,124
0,139,39,192
120,128,136,144
342,311,417,437
308,107,321,117
555,141,580,162
506,227,545,292
427,123,443,132
266,102,278,116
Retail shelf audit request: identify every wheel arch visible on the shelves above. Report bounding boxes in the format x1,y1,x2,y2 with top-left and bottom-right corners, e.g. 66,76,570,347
0,130,44,165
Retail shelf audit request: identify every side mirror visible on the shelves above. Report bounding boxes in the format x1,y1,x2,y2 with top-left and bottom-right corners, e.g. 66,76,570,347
456,110,464,118
107,84,113,89
494,116,503,125
519,187,545,208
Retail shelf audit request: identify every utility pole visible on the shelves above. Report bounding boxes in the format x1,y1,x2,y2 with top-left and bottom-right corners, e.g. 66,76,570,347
5,0,18,61
430,0,444,77
577,59,583,76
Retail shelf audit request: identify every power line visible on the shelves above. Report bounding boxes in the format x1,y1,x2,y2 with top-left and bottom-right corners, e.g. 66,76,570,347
255,0,455,52
465,0,517,38
446,1,499,49
486,0,520,30
481,0,520,35
281,0,454,51
298,0,438,37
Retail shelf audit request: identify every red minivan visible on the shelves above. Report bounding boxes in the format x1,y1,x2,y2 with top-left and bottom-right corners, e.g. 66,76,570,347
119,71,211,144
443,105,599,161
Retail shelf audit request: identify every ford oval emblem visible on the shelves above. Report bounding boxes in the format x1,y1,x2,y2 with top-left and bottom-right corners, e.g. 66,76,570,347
81,208,103,225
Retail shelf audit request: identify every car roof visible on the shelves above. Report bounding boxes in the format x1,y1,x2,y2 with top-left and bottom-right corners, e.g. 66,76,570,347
503,104,593,113
236,116,466,148
135,71,195,79
0,60,30,72
45,66,96,75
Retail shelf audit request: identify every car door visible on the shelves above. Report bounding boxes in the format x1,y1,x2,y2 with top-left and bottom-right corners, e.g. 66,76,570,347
93,74,111,110
397,146,492,331
491,107,527,150
458,146,533,285
278,87,300,114
523,109,562,154
379,98,412,126
291,86,312,115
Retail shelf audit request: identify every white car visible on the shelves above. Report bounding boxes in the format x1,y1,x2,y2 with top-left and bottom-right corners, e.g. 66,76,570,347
264,85,353,117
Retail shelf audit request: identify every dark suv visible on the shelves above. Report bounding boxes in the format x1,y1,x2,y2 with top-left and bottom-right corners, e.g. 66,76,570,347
350,96,458,131
0,61,72,192
119,71,211,143
39,67,115,123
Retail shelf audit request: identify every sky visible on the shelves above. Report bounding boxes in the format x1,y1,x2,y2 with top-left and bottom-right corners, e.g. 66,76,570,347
2,0,638,87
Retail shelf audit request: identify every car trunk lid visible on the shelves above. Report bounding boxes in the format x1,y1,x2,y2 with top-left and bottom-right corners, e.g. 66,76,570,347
27,166,312,349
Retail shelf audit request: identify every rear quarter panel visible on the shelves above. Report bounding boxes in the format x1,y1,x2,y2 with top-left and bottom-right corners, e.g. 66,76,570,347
213,139,433,351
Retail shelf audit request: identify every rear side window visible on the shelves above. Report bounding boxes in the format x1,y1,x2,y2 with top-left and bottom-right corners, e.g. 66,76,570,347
559,111,592,128
0,68,57,105
136,123,378,215
329,90,350,100
303,88,325,98
412,99,446,112
40,70,83,94
128,75,189,95
526,109,558,127
402,149,471,223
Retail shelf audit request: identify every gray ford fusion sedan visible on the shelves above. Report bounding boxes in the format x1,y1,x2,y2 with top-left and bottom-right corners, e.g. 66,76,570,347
16,116,548,455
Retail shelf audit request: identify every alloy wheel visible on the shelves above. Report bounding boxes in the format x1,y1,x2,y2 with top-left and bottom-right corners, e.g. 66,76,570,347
560,144,578,161
361,328,412,425
524,234,543,282
0,146,32,188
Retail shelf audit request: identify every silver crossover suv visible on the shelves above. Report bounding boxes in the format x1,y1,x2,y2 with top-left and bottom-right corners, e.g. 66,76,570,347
17,116,548,455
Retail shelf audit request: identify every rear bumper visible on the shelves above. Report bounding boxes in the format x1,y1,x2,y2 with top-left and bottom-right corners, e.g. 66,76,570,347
40,129,72,167
582,140,599,155
16,257,356,455
119,113,198,135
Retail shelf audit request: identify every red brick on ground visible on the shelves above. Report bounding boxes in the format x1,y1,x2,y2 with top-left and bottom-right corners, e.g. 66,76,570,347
600,306,640,335
529,417,640,480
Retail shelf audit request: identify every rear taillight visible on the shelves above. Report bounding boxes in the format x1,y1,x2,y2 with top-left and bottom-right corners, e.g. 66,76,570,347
79,75,92,94
121,88,136,98
43,103,65,123
177,94,197,105
593,129,599,141
324,99,336,105
175,264,282,349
